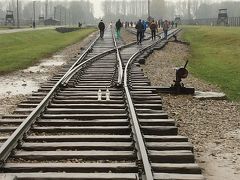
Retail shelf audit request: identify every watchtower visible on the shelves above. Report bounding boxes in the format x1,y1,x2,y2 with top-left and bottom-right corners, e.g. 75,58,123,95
5,10,15,26
39,16,45,25
217,9,228,26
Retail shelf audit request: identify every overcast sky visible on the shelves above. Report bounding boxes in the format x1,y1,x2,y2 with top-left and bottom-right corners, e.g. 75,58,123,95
89,0,240,18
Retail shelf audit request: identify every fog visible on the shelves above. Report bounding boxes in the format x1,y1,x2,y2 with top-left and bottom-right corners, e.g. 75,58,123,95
0,0,240,25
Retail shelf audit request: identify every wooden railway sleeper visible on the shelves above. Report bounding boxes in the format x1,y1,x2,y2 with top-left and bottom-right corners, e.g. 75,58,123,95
67,70,84,87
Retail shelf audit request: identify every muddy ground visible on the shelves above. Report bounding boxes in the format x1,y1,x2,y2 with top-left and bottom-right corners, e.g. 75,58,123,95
0,32,97,116
122,29,240,180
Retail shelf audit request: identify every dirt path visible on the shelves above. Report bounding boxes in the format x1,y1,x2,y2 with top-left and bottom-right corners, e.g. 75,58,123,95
0,26,59,34
122,29,240,180
0,32,97,116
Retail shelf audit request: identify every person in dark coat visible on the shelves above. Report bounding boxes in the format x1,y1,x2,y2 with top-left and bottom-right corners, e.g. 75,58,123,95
98,20,105,38
115,19,122,39
130,21,133,27
163,20,169,40
135,19,144,44
150,20,158,40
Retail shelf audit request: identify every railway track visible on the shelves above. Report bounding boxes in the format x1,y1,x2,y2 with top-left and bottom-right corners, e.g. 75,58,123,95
0,28,204,180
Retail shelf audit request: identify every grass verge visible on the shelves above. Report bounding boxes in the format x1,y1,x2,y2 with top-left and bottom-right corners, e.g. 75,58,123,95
0,28,96,74
182,26,240,101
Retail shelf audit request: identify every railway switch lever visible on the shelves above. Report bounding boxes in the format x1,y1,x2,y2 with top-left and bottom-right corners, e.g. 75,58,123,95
174,60,189,86
155,60,195,95
168,60,194,94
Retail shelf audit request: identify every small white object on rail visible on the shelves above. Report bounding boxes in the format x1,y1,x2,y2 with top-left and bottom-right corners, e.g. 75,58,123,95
106,88,110,101
97,89,102,101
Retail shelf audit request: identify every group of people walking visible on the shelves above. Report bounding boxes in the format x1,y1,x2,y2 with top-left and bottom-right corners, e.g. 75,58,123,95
135,19,170,44
98,18,170,43
135,19,147,44
98,19,123,39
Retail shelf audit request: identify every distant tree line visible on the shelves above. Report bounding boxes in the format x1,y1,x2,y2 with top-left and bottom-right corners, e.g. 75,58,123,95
102,0,148,21
101,0,240,22
0,0,95,26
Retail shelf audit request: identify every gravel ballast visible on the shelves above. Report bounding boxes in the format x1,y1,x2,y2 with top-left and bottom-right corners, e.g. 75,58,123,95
121,29,240,180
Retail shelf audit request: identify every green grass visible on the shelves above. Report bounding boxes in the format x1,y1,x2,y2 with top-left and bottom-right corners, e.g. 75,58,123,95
0,28,96,74
182,26,240,101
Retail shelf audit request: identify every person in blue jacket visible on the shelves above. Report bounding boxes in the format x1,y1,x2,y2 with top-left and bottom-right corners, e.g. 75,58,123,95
142,20,147,39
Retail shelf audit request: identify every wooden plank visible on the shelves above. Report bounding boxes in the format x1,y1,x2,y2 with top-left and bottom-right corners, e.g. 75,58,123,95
21,142,133,151
0,119,24,124
32,126,130,134
4,162,137,173
18,104,38,108
55,96,122,100
0,127,17,132
134,104,162,110
138,113,168,118
52,99,124,104
13,151,135,161
49,104,125,108
45,108,126,114
36,119,129,126
154,173,205,180
152,163,201,174
57,92,122,96
144,135,188,142
42,114,127,119
139,119,175,126
0,137,9,141
25,135,131,142
2,173,137,179
135,109,165,113
142,126,178,135
2,115,28,119
147,142,193,151
149,150,194,163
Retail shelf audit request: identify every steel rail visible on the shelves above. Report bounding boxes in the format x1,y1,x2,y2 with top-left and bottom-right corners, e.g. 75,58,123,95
61,48,117,86
63,35,100,78
111,28,124,86
123,28,181,180
0,27,180,167
124,53,154,180
0,30,139,163
0,34,100,163
61,36,140,86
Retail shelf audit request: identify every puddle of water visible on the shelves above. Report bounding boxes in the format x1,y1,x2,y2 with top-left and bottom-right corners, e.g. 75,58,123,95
23,55,65,73
0,54,67,96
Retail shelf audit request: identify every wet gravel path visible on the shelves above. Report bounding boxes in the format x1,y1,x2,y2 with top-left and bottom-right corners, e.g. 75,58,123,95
0,32,97,115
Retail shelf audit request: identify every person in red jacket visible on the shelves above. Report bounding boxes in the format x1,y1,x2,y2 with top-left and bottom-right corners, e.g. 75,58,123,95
163,20,169,40
150,20,158,40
